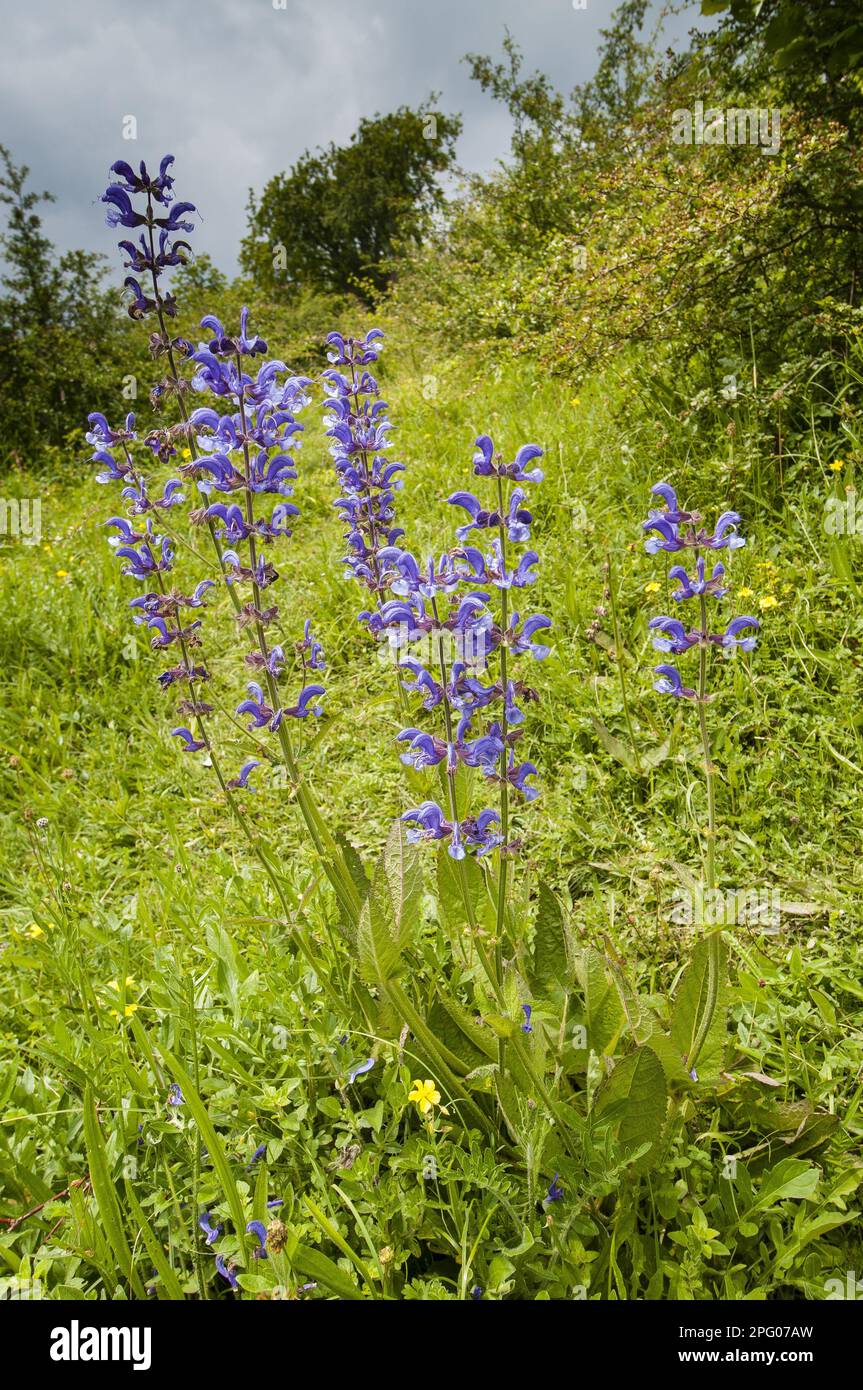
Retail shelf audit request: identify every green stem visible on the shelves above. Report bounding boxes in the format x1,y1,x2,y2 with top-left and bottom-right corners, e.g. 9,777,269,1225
688,587,721,1074
233,355,361,927
495,477,510,1077
607,552,643,775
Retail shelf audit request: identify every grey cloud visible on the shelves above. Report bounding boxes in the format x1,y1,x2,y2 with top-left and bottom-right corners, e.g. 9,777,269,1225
0,0,703,275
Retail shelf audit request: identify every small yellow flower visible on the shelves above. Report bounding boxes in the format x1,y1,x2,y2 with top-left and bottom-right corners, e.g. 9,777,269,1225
55,569,69,580
26,924,44,939
737,586,754,598
830,459,844,472
644,581,661,595
759,595,778,611
570,396,581,408
111,1002,139,1020
408,1078,441,1115
181,448,192,461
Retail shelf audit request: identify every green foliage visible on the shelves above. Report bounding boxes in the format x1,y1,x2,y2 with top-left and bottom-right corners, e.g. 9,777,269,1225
2,0,863,1305
241,101,461,302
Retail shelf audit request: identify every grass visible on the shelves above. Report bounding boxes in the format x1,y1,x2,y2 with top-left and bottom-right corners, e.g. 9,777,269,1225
1,329,862,1300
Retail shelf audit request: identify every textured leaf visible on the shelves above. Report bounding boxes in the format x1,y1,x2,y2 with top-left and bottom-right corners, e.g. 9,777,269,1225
531,882,573,992
671,936,729,1080
357,820,421,985
594,1046,668,1170
576,948,626,1055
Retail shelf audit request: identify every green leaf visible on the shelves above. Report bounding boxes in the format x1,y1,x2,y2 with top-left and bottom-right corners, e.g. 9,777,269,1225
430,992,495,1068
124,1180,185,1300
82,1087,145,1297
357,820,422,985
670,937,729,1080
158,1047,246,1258
576,948,626,1055
751,1159,821,1209
591,716,638,773
594,1046,668,1170
531,882,573,992
292,1244,363,1300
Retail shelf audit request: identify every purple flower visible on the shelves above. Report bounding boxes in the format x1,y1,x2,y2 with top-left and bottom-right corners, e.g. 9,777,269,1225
199,1213,222,1246
171,726,206,753
167,1083,184,1106
245,1220,268,1260
347,1057,375,1084
227,759,260,791
298,619,326,671
215,1254,238,1289
669,556,728,602
648,616,699,655
508,612,552,660
282,684,326,719
472,435,544,484
653,664,697,700
200,307,267,359
720,615,760,651
521,1004,533,1034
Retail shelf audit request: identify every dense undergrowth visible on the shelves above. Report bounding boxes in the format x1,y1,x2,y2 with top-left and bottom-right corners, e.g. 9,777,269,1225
1,329,862,1299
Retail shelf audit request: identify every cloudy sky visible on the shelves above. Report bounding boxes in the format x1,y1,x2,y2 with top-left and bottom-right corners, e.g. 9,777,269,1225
0,0,707,276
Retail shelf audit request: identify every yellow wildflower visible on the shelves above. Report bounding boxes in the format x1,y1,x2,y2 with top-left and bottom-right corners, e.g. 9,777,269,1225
759,595,778,611
26,924,44,939
570,397,581,408
408,1078,441,1115
55,569,69,580
110,1003,139,1020
737,586,754,598
830,460,844,472
644,581,661,595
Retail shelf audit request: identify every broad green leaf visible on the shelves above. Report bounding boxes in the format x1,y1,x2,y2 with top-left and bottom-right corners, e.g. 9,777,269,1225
670,936,729,1080
531,882,573,992
752,1158,821,1209
591,716,638,773
576,948,626,1055
594,1045,668,1170
357,820,421,985
292,1244,363,1300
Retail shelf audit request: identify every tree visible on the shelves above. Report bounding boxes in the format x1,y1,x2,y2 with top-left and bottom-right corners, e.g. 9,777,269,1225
0,147,129,465
701,0,863,131
240,101,461,303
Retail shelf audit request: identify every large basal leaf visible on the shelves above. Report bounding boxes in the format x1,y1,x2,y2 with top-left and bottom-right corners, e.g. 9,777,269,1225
431,992,496,1070
575,948,626,1055
530,882,574,993
357,820,422,985
594,1045,668,1170
670,936,729,1081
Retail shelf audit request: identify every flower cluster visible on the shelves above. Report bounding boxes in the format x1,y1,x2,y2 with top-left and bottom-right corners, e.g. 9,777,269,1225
95,155,324,790
642,481,759,701
327,389,551,859
322,329,406,626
